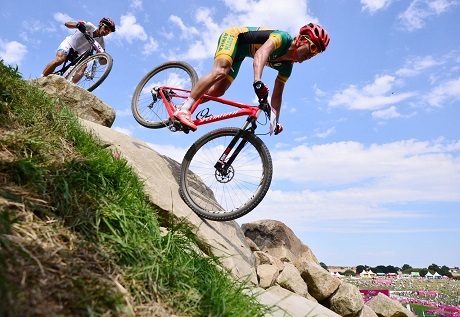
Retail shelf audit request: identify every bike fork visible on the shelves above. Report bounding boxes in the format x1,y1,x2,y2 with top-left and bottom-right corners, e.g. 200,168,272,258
214,116,258,173
214,125,254,176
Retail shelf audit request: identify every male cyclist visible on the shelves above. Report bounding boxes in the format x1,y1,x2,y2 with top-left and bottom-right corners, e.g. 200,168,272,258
41,17,116,77
174,23,330,133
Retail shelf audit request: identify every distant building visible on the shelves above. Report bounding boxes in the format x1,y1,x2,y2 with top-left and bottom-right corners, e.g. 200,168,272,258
361,270,376,278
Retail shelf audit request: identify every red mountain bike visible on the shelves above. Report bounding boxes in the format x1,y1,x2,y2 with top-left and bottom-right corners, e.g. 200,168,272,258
131,61,276,221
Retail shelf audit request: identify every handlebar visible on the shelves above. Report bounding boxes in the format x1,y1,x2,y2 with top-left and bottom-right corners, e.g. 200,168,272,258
79,30,105,53
257,100,277,135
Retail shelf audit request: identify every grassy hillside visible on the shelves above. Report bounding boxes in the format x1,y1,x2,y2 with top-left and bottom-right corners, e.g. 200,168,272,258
0,61,271,317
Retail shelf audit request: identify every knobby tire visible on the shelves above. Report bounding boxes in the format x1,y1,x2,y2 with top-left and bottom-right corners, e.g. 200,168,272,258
179,127,273,221
66,52,112,92
131,61,198,129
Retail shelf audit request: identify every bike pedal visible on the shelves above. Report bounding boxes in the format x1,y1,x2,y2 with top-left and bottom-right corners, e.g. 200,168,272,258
169,119,191,134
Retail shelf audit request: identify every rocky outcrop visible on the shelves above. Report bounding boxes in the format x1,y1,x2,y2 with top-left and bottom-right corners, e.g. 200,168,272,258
245,220,367,317
366,293,414,317
30,79,415,317
28,75,116,127
301,262,343,301
242,220,319,271
81,119,258,286
327,283,365,317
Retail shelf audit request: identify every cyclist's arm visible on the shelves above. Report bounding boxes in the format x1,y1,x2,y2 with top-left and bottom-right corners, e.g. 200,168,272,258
271,78,285,121
64,21,79,29
253,39,275,82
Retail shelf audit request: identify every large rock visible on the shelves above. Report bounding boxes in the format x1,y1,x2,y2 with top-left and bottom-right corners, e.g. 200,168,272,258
276,262,312,300
300,263,342,301
366,293,415,317
360,305,379,317
80,119,258,284
257,264,279,288
326,282,364,317
28,75,116,127
242,220,319,270
256,286,341,317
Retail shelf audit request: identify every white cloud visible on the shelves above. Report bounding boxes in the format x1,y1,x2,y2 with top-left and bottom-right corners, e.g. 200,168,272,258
112,126,133,136
372,106,401,119
0,39,27,66
142,36,159,55
395,56,444,77
115,14,147,43
168,15,199,39
147,143,187,163
166,0,317,61
130,0,143,10
271,139,460,190
328,75,416,111
314,127,336,139
361,0,393,14
221,0,314,35
240,138,460,233
399,0,460,31
424,78,460,107
22,19,57,34
54,12,73,24
328,53,458,115
166,9,222,60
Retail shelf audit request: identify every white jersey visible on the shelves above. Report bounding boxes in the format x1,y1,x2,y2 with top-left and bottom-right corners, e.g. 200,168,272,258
58,22,105,55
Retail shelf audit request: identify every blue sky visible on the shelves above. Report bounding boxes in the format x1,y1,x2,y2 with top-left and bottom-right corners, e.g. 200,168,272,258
2,0,459,269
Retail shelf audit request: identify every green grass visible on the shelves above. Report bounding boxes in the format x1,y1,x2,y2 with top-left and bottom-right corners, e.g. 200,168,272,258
410,304,438,317
0,61,272,316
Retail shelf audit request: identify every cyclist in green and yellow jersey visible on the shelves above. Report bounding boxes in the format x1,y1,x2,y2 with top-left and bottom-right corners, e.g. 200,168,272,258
174,23,330,133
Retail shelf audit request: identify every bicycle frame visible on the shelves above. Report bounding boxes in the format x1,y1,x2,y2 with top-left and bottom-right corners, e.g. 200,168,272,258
54,51,88,77
53,32,104,77
157,86,268,130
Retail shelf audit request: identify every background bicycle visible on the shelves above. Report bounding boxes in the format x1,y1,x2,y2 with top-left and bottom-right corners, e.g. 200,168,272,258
53,30,113,92
131,61,277,221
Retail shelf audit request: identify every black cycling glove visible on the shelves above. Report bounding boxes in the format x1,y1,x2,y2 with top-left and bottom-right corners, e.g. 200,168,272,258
253,80,269,101
76,21,86,33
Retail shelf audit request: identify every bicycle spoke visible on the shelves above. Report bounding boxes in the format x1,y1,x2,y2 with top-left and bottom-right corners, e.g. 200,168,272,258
66,53,112,91
180,128,272,220
132,62,198,129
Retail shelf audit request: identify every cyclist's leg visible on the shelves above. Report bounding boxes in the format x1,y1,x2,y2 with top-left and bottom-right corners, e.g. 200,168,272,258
70,62,87,83
186,27,241,102
42,50,67,76
174,28,239,130
42,41,70,76
188,58,232,100
206,55,243,97
174,58,231,131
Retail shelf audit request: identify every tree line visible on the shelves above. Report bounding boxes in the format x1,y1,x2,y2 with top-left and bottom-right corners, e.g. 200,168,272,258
320,262,457,278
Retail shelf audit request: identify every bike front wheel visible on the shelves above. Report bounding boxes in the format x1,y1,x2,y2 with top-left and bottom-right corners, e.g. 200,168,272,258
131,61,198,129
179,127,273,221
66,53,113,92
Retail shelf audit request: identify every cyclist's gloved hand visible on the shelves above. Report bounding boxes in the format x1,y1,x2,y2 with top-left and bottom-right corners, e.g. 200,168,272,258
274,123,283,135
253,80,269,101
76,21,86,33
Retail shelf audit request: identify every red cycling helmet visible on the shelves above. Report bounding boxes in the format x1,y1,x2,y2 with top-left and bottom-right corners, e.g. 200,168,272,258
299,23,330,52
99,17,116,32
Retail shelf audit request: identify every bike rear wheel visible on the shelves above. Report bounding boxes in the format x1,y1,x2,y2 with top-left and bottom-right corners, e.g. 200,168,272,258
66,52,112,92
179,127,273,221
131,61,198,129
